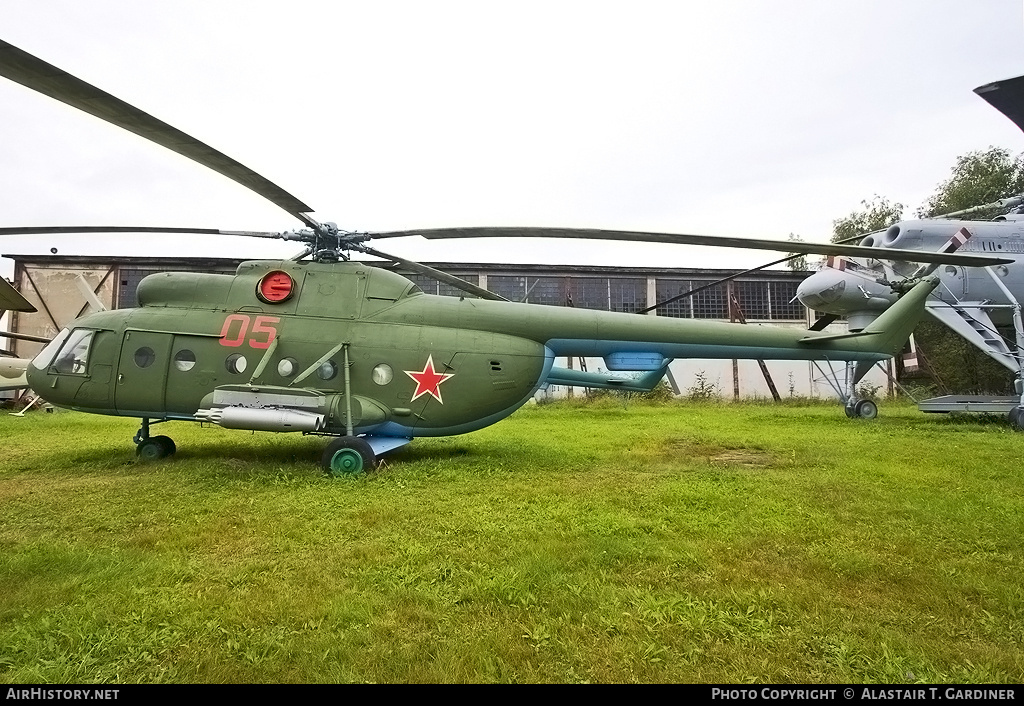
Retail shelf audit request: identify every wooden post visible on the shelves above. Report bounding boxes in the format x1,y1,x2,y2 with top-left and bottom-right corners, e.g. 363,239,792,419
728,285,782,401
727,281,740,401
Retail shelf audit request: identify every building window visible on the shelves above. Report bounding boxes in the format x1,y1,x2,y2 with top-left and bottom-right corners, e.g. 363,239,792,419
732,281,768,320
654,279,694,318
769,281,805,320
405,272,480,298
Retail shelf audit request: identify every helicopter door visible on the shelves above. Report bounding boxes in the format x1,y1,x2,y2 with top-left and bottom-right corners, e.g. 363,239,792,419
164,335,212,415
115,330,172,415
943,265,968,299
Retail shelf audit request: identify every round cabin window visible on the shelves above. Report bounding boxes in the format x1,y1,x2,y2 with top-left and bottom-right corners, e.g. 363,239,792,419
277,357,298,377
372,363,393,385
173,349,197,372
226,354,248,374
134,347,156,369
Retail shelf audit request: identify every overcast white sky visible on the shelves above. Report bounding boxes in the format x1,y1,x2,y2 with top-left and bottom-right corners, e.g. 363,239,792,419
2,0,1024,279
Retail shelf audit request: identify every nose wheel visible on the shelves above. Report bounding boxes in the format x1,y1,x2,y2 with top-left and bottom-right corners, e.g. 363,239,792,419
136,435,176,460
133,418,176,460
844,398,878,419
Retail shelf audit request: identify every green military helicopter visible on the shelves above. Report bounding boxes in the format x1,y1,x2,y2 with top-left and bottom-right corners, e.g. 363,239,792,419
0,38,1009,474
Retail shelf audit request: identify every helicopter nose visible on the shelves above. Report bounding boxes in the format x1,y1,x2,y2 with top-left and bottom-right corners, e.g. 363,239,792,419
795,269,850,313
0,357,29,389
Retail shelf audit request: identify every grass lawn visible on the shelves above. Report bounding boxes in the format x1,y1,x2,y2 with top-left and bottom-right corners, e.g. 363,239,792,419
1,399,1022,683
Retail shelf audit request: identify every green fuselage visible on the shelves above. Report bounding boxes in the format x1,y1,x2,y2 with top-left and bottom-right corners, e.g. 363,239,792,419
26,260,927,439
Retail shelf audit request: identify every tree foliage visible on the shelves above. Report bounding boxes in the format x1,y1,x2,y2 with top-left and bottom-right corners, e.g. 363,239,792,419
831,196,904,243
786,233,808,271
911,321,1014,395
917,146,1024,218
910,147,1024,392
827,148,1024,395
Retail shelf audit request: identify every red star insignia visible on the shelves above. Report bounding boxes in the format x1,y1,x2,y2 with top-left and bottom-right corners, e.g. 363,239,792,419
405,355,454,403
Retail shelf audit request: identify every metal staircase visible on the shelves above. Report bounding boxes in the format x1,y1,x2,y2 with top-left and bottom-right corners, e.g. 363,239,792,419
924,301,1020,372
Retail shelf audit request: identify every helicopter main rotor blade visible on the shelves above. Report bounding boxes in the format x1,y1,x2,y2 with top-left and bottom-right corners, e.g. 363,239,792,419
0,225,285,238
0,278,36,312
0,330,51,344
0,39,318,229
370,227,1013,267
635,231,875,315
351,244,508,302
975,74,1024,134
807,313,840,332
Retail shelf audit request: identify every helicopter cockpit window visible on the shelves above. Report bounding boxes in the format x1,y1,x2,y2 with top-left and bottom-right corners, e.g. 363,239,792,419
31,328,71,370
51,329,95,374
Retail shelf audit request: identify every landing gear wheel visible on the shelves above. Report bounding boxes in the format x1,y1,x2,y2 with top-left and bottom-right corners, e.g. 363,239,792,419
321,437,376,476
136,435,176,461
1009,406,1024,431
844,400,857,418
854,399,878,420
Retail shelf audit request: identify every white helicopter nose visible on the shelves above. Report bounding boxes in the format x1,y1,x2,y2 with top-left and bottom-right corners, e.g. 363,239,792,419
796,266,896,325
795,269,850,312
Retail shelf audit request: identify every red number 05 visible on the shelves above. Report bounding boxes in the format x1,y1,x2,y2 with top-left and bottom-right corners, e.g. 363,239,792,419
219,315,280,349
